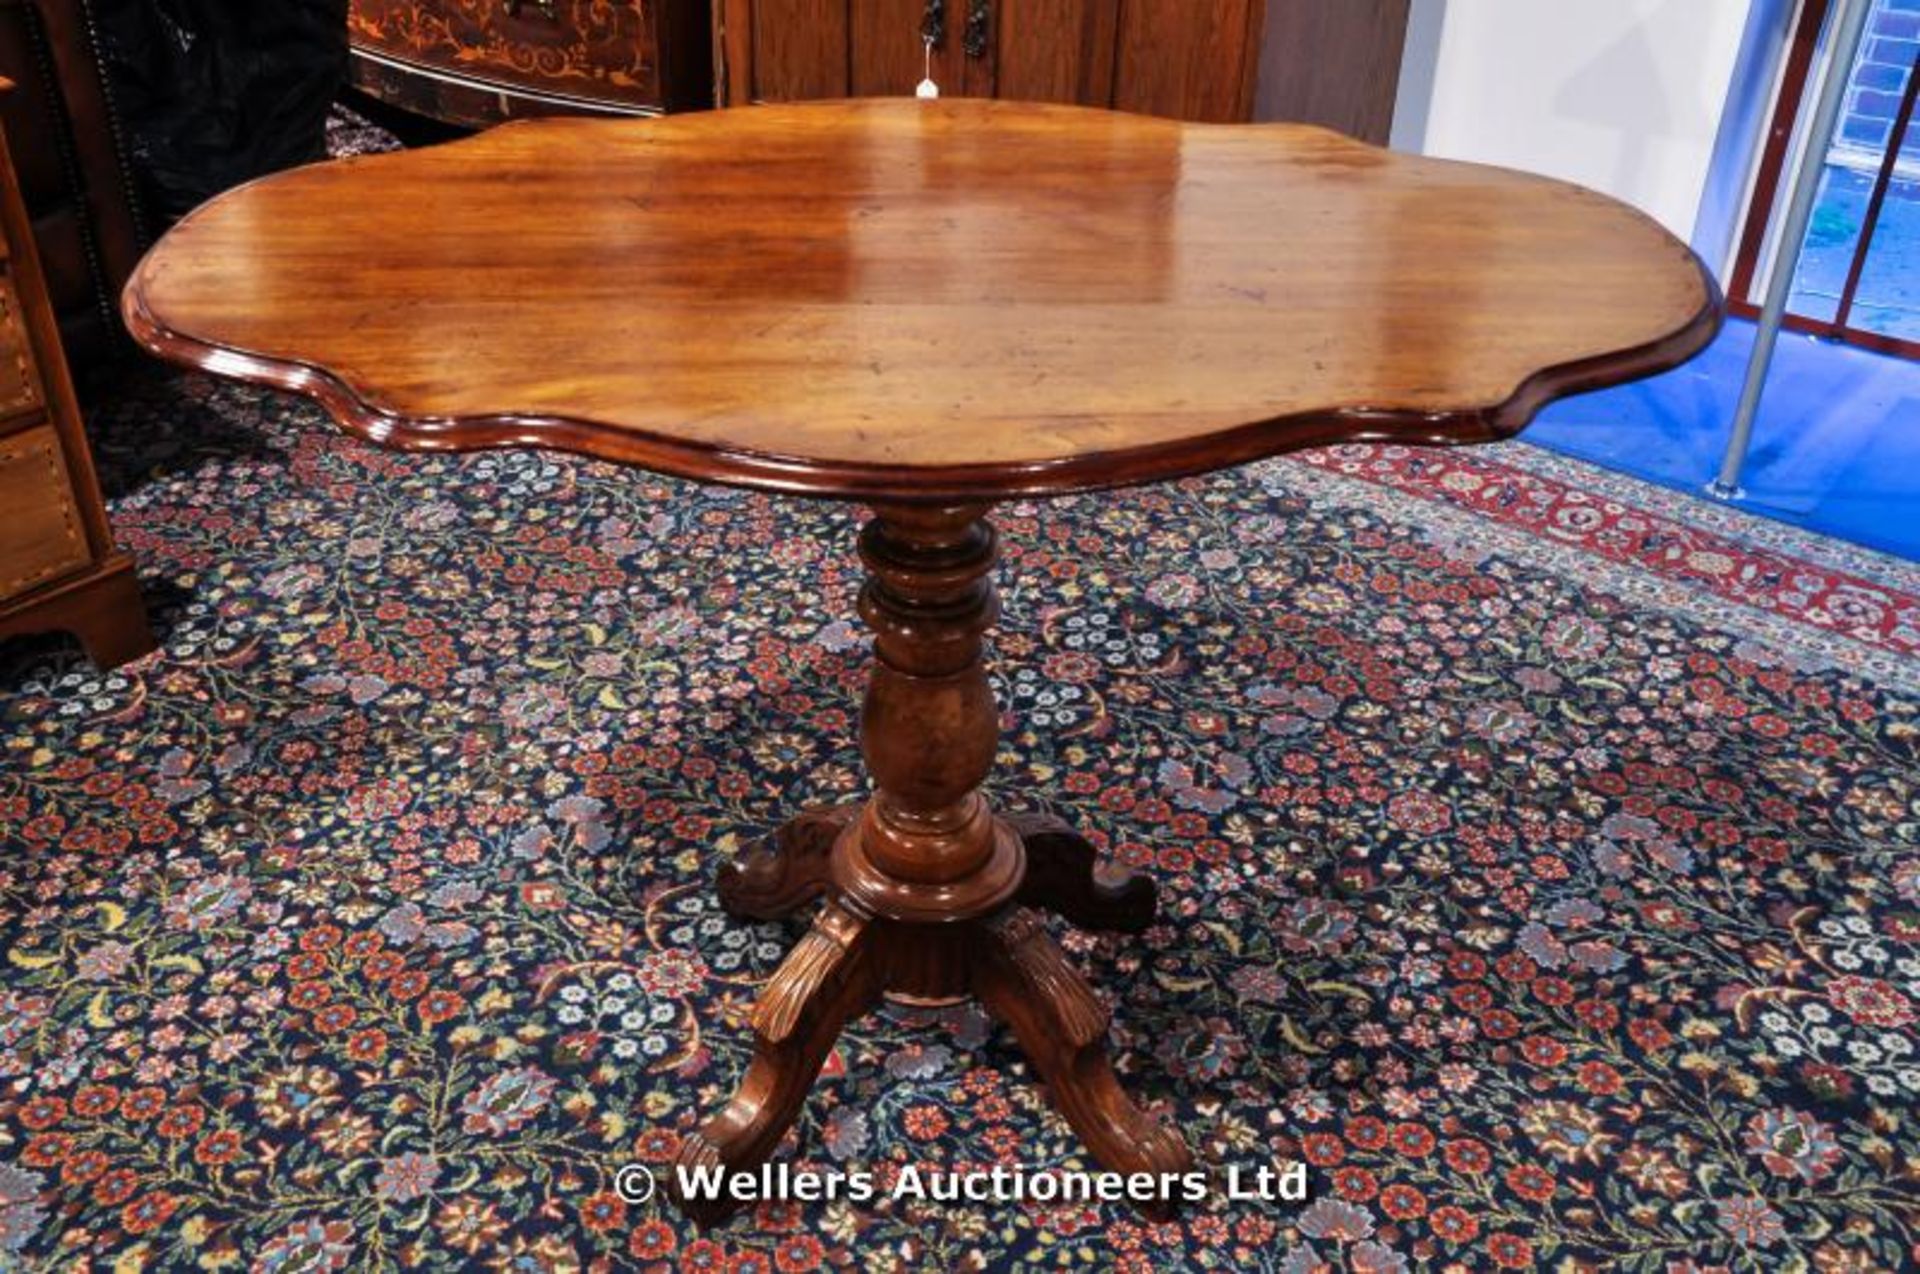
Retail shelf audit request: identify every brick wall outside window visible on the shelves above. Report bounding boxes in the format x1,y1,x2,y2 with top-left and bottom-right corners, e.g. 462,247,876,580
1838,0,1920,167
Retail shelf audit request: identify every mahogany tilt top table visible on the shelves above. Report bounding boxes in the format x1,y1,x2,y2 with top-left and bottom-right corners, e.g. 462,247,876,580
125,99,1720,1220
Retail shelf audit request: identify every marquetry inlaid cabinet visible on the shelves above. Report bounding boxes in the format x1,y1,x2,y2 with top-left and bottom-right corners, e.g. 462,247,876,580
346,0,713,128
0,79,150,669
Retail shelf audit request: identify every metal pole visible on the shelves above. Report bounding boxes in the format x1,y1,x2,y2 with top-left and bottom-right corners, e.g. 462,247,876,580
1709,0,1876,499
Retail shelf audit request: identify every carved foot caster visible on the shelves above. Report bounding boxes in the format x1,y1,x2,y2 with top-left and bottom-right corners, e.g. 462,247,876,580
973,908,1191,1187
716,806,856,922
671,899,882,1225
674,894,1190,1226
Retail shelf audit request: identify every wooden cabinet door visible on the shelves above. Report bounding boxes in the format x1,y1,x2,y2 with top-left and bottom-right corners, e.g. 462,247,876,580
720,0,850,102
994,0,1117,107
723,0,975,102
850,0,972,97
721,0,1269,122
1253,0,1410,143
1111,0,1262,122
852,0,1017,99
850,0,924,96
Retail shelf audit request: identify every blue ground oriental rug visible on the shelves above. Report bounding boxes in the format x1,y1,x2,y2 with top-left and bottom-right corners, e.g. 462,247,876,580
1,357,1917,1272
2,117,1919,1274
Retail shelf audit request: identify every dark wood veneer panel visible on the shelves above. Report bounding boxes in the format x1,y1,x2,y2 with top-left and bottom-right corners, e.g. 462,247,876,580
1112,0,1261,122
751,0,851,99
995,0,1118,106
1254,0,1411,143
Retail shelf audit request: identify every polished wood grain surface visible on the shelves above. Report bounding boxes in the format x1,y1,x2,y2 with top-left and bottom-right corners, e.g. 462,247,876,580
127,97,1718,501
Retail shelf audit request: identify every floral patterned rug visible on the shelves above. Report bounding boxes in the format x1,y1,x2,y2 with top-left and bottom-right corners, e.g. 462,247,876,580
4,113,1920,1274
1,359,1917,1272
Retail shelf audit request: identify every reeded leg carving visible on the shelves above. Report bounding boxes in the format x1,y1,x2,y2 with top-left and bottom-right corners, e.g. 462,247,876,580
672,900,881,1225
716,806,855,922
973,909,1192,1190
1008,812,1157,933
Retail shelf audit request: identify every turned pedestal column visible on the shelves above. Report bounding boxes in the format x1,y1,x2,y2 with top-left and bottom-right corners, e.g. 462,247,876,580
674,503,1187,1222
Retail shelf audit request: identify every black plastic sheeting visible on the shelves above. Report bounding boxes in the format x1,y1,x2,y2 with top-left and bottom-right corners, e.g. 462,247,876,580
92,0,348,225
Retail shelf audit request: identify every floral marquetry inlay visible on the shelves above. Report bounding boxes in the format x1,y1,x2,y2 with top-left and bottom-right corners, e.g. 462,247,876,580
348,0,661,105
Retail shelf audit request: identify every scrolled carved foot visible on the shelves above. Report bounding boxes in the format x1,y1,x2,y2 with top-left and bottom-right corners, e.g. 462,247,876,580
668,1131,731,1228
1008,812,1157,933
716,805,855,922
972,908,1193,1211
670,900,880,1225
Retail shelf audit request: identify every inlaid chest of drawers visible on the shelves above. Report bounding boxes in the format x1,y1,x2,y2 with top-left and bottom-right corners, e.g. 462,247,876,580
0,78,150,670
347,0,713,128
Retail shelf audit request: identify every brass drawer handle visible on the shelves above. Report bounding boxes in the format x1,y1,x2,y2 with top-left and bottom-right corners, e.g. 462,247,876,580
502,0,558,18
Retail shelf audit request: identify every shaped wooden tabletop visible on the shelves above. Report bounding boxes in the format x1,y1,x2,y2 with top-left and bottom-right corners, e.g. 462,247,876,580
125,99,1719,501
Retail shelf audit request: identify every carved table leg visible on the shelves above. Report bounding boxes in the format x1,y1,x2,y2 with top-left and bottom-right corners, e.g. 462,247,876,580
973,909,1192,1183
672,899,882,1225
679,504,1189,1224
717,806,856,922
1008,811,1158,933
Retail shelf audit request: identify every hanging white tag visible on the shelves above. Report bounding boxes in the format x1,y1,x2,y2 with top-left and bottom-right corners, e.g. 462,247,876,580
917,36,939,98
